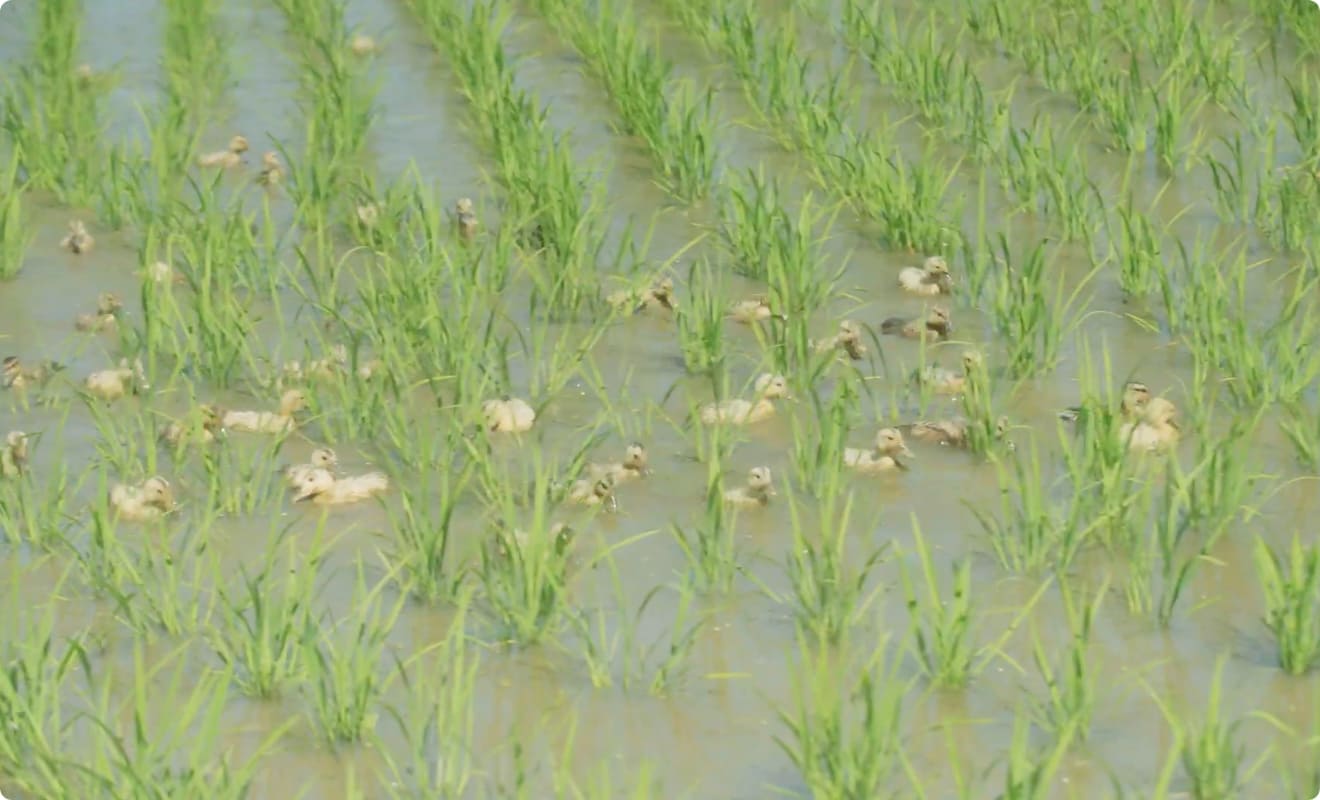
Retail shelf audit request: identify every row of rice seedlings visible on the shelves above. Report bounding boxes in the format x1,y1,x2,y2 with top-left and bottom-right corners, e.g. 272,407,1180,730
527,0,718,201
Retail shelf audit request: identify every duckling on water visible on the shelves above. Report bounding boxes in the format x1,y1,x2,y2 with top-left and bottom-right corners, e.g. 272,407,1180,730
198,135,249,169
813,319,868,360
1,431,29,479
455,198,478,242
880,305,952,342
700,373,790,426
728,296,787,324
567,473,618,510
3,356,65,390
723,466,775,508
1119,396,1180,453
843,428,913,472
160,403,226,447
898,256,953,297
61,220,94,255
483,397,536,433
1059,381,1151,424
349,33,378,57
606,277,677,314
914,350,983,395
292,467,389,505
75,292,123,333
285,447,340,488
110,476,175,522
85,358,148,401
222,389,308,434
257,151,284,186
588,442,650,483
903,415,1009,448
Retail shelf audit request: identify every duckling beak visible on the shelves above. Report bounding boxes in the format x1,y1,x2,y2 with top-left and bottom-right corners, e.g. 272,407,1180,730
293,488,316,502
900,445,914,458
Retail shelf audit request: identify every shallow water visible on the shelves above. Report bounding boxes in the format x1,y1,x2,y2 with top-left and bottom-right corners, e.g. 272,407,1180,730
2,0,1319,797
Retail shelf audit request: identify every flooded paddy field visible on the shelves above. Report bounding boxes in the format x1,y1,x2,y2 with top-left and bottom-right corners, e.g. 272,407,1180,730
1,0,1320,797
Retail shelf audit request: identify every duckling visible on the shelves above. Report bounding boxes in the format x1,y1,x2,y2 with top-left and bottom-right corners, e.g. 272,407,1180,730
3,356,65,390
349,33,378,57
483,396,536,433
355,203,380,230
75,292,123,333
455,198,478,242
903,415,1010,448
60,220,94,255
567,472,618,510
880,305,952,342
256,151,283,186
588,442,649,483
84,358,147,401
813,319,868,360
141,260,186,286
292,467,389,505
898,256,953,297
285,447,339,488
606,277,678,314
1,431,29,479
844,428,913,472
1119,396,1181,453
110,476,175,522
728,296,787,324
914,350,983,395
160,404,226,447
197,135,249,169
1059,381,1151,424
222,389,308,434
493,521,575,560
699,373,790,426
723,466,775,508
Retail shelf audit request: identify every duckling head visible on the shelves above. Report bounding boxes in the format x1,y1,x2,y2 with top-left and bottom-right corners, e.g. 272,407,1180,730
310,447,338,469
228,135,250,155
293,468,335,502
280,389,309,415
623,442,649,474
3,356,19,378
651,277,677,309
753,373,790,399
924,256,949,275
6,430,28,461
96,292,123,315
875,428,914,458
455,197,475,216
838,319,863,341
961,350,984,373
1122,381,1151,415
142,476,175,512
927,305,953,332
261,151,281,170
746,466,774,493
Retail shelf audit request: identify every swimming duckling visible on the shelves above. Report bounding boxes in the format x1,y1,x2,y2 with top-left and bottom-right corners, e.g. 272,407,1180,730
728,296,787,324
84,358,147,401
349,33,378,57
1,431,29,478
483,396,536,433
256,151,283,186
843,428,913,472
903,415,1010,448
813,319,868,360
493,521,575,560
880,305,952,342
606,277,678,314
1059,381,1151,424
292,467,389,505
355,203,380,230
1119,396,1181,453
567,472,618,510
285,447,339,488
60,220,94,255
222,389,307,434
2,356,64,390
197,135,249,169
75,292,123,333
723,466,775,508
898,256,953,297
110,476,175,522
587,442,650,483
914,351,984,395
455,198,478,242
700,373,790,426
160,404,226,447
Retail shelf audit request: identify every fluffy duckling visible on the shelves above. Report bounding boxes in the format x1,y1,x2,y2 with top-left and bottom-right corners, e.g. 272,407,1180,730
898,256,953,297
257,151,284,186
197,135,249,169
493,521,575,560
813,319,868,360
723,466,775,508
349,33,378,57
285,447,339,488
483,396,536,433
1059,381,1152,424
160,404,226,447
455,198,478,242
1119,396,1181,453
222,389,307,434
355,203,380,230
110,476,175,522
3,356,64,390
75,292,123,333
292,467,389,505
915,351,984,395
588,442,649,483
844,428,913,472
606,277,678,314
700,373,790,426
2,431,29,479
567,473,618,510
880,305,952,342
140,260,186,286
60,220,94,255
903,415,1010,448
728,296,787,324
84,358,147,401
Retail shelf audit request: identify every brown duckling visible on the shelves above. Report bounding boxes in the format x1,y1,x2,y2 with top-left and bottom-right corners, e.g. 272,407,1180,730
587,442,650,483
880,305,952,342
902,415,1010,448
566,472,618,510
914,350,983,395
843,428,913,472
813,319,868,360
75,292,123,333
606,277,678,314
60,220,94,255
1,431,30,478
455,198,478,242
160,404,226,447
198,135,249,169
1118,396,1181,453
292,467,389,505
723,466,775,508
728,296,787,324
700,373,790,426
256,151,284,186
110,476,175,522
898,256,953,297
84,358,148,401
2,356,64,390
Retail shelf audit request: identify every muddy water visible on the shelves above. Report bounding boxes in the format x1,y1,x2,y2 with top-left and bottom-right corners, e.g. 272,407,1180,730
1,0,1319,797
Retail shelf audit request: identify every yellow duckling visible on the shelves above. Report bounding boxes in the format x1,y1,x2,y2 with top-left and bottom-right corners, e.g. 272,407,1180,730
197,135,249,169
285,447,339,488
483,396,536,433
110,476,175,522
1119,396,1181,453
222,389,308,434
493,521,575,560
60,220,94,255
355,203,380,230
75,292,123,333
1059,381,1151,424
140,260,185,286
728,296,787,324
567,472,618,510
843,428,913,472
723,466,775,508
292,467,389,505
455,198,478,242
880,305,952,342
84,358,148,401
898,256,954,297
813,319,868,360
2,431,29,478
903,415,1009,448
606,277,678,314
588,442,650,483
349,33,378,57
3,356,64,390
256,151,284,186
160,404,226,447
915,351,983,395
700,373,790,426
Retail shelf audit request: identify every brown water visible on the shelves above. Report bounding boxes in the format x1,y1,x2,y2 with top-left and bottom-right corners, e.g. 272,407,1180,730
2,0,1319,797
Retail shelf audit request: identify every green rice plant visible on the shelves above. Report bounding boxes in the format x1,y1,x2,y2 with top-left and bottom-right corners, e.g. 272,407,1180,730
996,710,1073,799
198,434,292,516
1150,71,1209,173
130,525,214,637
0,148,32,280
900,517,976,689
1178,410,1265,541
161,0,230,116
1253,535,1320,675
1027,578,1106,744
1104,192,1170,301
304,567,405,744
670,437,742,595
786,375,855,499
774,634,907,798
1146,655,1248,800
997,114,1104,241
1280,400,1320,469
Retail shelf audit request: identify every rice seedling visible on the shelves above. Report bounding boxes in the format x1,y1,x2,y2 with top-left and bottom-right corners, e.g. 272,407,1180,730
379,435,473,604
1026,578,1106,744
995,710,1074,800
0,149,32,280
900,517,976,689
670,438,742,595
1253,535,1320,675
1145,654,1252,800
